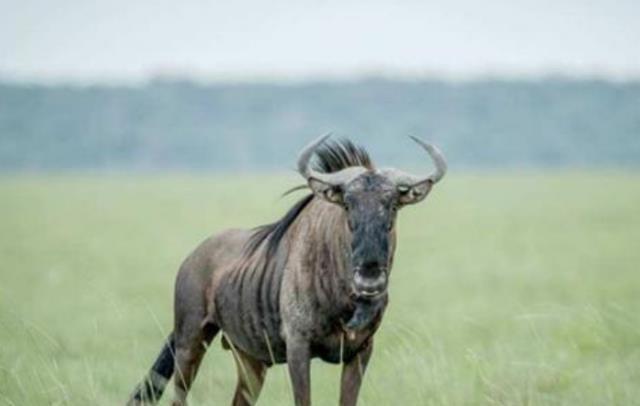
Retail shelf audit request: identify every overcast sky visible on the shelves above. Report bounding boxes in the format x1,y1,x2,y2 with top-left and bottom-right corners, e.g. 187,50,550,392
1,0,639,83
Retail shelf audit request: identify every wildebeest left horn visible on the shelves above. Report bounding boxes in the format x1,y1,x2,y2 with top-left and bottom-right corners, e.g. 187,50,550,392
381,136,447,186
297,133,368,186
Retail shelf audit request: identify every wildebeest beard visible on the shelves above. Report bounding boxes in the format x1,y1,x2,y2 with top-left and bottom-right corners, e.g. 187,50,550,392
344,297,385,330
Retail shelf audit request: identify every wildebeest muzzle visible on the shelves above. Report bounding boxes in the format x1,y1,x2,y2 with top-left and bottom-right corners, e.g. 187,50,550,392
352,259,388,298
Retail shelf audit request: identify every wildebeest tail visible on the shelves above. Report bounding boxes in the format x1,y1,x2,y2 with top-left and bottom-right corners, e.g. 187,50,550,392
127,333,175,405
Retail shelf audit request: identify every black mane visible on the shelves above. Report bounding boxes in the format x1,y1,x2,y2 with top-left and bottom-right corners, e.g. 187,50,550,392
245,138,372,257
312,139,373,173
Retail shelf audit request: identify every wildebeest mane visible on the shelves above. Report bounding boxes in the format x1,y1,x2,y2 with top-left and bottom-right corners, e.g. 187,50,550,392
312,138,373,173
245,139,372,257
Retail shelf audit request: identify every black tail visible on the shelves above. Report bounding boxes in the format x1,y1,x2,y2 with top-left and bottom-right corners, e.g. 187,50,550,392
127,333,176,405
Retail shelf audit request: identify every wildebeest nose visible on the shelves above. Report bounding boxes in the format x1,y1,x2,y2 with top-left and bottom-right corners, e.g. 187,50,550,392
356,261,385,277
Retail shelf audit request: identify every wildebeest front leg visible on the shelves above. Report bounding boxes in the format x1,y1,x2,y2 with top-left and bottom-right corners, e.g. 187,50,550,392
339,339,373,406
287,338,312,406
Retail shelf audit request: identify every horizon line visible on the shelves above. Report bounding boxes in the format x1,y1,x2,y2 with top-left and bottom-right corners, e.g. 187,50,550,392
2,70,640,87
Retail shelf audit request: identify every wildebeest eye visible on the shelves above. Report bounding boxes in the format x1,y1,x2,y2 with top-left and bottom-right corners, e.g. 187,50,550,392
323,186,344,204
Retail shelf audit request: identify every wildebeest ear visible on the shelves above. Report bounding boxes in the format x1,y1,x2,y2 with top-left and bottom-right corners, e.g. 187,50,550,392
397,180,432,206
308,178,344,205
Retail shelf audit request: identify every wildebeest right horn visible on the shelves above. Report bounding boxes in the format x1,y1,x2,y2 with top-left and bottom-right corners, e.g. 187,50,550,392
297,133,368,186
379,136,447,186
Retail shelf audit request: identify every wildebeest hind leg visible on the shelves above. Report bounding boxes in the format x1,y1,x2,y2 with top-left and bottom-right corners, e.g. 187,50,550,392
171,321,219,406
230,345,267,406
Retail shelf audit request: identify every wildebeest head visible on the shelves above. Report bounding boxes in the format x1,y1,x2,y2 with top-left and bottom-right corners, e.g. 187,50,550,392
298,134,447,299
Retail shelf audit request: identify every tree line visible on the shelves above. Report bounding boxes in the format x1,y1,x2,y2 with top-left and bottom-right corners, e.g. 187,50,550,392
1,78,638,171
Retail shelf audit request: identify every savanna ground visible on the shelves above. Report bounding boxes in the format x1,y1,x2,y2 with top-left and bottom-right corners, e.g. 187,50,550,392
1,172,639,405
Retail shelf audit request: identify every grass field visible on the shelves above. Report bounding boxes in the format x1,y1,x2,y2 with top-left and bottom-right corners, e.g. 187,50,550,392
1,172,639,405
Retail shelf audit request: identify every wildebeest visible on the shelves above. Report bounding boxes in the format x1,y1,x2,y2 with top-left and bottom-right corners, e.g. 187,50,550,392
128,134,447,406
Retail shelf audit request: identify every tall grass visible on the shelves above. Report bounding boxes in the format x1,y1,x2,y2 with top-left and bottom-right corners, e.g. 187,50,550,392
1,172,639,405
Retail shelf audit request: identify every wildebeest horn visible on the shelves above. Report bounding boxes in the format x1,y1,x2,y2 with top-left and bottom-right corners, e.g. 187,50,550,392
297,133,368,186
380,136,447,186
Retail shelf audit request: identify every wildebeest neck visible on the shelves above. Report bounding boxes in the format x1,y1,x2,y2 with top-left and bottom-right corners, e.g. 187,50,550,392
293,198,352,283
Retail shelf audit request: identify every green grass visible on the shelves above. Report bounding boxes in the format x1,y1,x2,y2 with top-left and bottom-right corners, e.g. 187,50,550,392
1,172,639,405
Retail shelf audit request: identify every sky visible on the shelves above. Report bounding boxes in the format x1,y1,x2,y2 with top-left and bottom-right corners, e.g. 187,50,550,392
1,0,639,83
